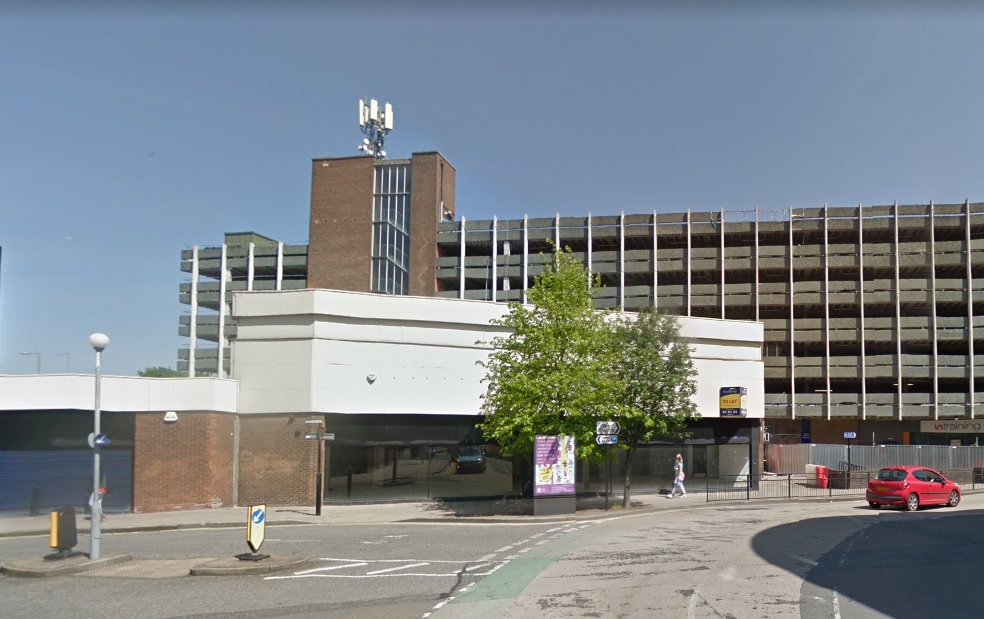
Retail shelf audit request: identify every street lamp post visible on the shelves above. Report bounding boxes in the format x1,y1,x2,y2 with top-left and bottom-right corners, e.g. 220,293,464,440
19,351,42,374
89,333,110,561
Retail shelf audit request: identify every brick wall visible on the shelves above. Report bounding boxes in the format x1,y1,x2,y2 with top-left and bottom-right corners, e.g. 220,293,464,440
237,415,322,506
132,412,234,513
308,156,374,291
408,152,455,297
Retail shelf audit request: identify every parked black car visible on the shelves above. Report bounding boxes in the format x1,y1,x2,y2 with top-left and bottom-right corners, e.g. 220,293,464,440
455,446,487,474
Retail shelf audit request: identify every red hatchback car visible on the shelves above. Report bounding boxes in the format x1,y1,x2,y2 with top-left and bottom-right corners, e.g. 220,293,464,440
866,466,961,511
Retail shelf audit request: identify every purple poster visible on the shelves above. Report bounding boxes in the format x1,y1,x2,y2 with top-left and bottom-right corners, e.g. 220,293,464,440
534,435,575,496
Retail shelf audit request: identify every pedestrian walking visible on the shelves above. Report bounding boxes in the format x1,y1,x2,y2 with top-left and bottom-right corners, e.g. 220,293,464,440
87,475,109,521
666,453,687,498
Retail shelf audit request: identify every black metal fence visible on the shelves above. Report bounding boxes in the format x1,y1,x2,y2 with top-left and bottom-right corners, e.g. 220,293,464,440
704,469,983,503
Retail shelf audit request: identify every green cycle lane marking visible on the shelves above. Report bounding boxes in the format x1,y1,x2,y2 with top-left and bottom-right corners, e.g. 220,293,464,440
455,556,559,602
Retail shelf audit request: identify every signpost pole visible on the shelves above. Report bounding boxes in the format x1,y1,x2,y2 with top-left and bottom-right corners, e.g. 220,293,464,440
847,437,852,490
315,433,323,516
843,431,856,490
607,444,612,511
605,447,609,511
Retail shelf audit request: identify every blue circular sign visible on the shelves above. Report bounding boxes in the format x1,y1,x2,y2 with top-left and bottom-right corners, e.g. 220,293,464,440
251,507,265,524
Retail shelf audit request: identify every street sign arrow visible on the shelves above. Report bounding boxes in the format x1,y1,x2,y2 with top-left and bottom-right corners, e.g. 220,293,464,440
596,434,618,445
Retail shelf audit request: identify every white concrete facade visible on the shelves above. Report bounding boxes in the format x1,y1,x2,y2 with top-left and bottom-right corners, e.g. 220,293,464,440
0,375,238,413
0,290,763,420
231,289,765,418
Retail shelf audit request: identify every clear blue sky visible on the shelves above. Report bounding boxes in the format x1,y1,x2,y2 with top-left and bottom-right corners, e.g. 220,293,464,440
3,4,984,376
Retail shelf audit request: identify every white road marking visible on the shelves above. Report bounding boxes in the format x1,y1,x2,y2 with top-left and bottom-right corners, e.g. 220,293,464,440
385,534,408,538
832,588,842,619
367,562,430,575
294,562,368,575
792,555,819,567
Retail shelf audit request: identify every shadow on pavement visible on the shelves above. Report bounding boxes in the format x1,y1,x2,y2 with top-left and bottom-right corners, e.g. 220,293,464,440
751,505,984,618
421,494,651,517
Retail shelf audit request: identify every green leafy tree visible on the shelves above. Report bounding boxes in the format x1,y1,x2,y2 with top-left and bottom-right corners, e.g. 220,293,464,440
138,366,184,378
611,308,699,507
478,244,621,468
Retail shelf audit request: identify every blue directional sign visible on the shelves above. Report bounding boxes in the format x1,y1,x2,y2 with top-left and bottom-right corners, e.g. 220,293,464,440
844,432,856,440
596,434,618,445
246,504,267,553
88,432,111,448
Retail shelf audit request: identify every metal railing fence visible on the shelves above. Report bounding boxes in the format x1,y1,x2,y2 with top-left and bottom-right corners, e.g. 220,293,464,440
705,469,982,503
766,443,984,475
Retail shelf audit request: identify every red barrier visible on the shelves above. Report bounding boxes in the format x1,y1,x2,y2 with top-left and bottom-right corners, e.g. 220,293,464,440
816,465,829,489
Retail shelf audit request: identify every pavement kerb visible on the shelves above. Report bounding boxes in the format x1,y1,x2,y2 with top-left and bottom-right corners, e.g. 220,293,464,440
190,555,313,576
1,554,133,578
3,489,978,541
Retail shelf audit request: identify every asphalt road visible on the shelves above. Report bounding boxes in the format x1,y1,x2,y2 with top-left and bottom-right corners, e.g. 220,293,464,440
4,494,984,618
430,494,984,618
0,518,583,619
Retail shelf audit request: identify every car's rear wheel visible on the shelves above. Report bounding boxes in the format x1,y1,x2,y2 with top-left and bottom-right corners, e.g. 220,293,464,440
948,490,960,507
868,501,881,509
906,493,920,512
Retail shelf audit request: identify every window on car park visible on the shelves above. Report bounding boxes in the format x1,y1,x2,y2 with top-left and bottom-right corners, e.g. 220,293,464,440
912,470,928,482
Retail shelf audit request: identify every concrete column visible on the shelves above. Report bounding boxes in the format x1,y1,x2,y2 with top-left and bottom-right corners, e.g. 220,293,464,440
217,244,227,379
858,204,867,420
789,207,796,420
189,245,199,378
930,201,939,420
754,207,759,322
653,210,658,310
894,202,902,420
491,216,498,302
587,212,593,287
522,215,529,304
459,217,466,300
823,204,831,420
619,211,625,308
967,199,975,418
686,209,692,317
247,242,255,292
720,207,725,320
276,241,284,291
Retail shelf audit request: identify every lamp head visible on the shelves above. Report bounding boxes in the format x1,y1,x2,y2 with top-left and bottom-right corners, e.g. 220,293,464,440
89,333,110,352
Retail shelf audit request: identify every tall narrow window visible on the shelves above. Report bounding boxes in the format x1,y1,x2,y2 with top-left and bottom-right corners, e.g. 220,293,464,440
371,163,411,295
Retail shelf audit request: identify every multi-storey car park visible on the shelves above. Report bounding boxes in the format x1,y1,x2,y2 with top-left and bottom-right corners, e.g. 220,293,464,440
179,152,984,446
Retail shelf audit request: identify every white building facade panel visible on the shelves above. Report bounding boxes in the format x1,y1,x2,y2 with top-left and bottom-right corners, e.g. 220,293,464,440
0,375,238,413
233,289,764,419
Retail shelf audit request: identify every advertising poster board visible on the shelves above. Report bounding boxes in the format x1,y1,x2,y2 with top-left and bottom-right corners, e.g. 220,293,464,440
534,434,575,496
